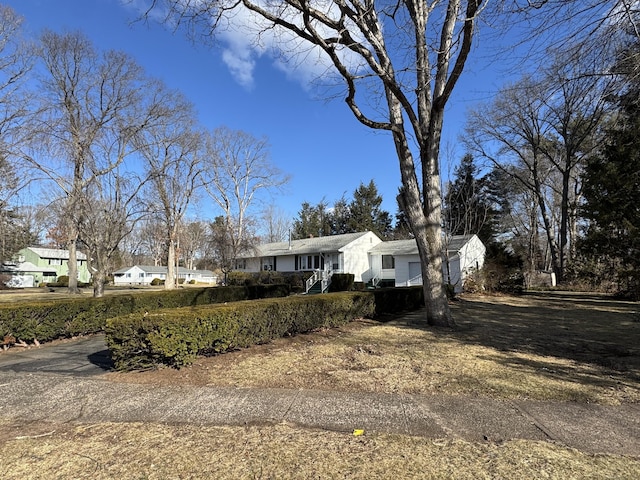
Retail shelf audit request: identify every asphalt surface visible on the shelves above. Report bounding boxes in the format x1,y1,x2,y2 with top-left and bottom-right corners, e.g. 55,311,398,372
0,333,639,457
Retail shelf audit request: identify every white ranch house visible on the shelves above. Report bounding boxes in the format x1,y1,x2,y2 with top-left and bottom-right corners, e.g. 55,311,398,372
236,231,485,293
113,265,217,286
237,231,382,292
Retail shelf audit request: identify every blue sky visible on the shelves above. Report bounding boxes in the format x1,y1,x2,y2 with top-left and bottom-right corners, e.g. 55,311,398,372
5,0,506,225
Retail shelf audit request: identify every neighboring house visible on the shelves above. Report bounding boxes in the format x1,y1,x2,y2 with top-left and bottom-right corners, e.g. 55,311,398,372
0,261,58,287
113,265,217,286
237,231,485,294
14,247,91,284
369,234,486,293
236,231,383,292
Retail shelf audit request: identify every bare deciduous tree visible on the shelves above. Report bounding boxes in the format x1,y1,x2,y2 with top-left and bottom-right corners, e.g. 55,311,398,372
145,0,631,324
78,169,145,297
260,204,291,243
135,89,203,289
203,127,288,269
179,220,208,271
465,53,610,281
29,31,168,294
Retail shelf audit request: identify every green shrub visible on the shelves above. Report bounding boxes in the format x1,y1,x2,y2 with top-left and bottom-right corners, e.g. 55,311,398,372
0,284,290,344
189,279,196,285
56,275,70,287
372,286,424,316
328,273,354,292
106,292,376,370
150,278,163,286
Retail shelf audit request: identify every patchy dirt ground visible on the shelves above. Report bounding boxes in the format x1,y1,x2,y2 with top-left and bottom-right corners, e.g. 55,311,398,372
108,292,640,405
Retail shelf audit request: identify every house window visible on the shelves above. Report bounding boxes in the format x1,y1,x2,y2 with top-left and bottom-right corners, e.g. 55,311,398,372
235,259,247,270
126,273,132,278
382,255,395,269
139,273,144,278
48,259,62,266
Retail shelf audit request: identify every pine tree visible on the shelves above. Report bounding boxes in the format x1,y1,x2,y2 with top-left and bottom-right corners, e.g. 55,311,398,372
580,97,640,299
443,154,496,243
347,180,392,238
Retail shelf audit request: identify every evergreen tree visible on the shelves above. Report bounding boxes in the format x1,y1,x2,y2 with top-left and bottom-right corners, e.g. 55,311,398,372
292,200,332,239
443,154,496,244
578,35,640,299
347,180,392,238
330,195,350,235
579,99,640,299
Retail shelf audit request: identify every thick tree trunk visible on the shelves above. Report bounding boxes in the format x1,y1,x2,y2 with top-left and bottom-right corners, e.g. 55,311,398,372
389,95,453,328
66,235,81,294
92,270,105,298
165,237,176,290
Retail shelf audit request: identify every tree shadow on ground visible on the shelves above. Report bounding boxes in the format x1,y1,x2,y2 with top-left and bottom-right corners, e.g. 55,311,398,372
406,292,640,380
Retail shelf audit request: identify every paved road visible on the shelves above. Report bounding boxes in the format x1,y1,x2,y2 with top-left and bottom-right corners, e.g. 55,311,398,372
0,334,639,457
0,334,112,377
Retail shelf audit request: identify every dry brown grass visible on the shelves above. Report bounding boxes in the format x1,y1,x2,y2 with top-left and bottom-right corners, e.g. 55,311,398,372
109,292,640,405
1,420,638,479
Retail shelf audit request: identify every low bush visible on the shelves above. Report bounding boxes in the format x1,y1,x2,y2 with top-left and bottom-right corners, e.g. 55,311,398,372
228,271,310,292
372,286,424,316
0,284,290,344
106,292,376,370
328,273,354,292
150,278,164,286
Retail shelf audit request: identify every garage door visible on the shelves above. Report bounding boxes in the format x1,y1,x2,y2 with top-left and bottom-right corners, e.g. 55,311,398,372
408,262,422,286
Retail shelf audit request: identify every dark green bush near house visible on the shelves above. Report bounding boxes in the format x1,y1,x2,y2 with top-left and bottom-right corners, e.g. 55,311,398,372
0,284,290,343
371,286,424,316
106,292,376,370
328,273,354,292
150,278,164,286
227,271,310,292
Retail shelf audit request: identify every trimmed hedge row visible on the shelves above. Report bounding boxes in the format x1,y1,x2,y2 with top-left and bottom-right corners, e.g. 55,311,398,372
0,284,289,343
106,292,377,370
105,286,425,370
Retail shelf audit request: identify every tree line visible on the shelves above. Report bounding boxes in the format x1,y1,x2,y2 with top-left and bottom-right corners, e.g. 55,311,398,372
445,30,640,299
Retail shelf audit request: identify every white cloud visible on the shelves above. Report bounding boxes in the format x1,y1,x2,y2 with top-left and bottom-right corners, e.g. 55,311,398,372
215,1,363,90
125,0,366,90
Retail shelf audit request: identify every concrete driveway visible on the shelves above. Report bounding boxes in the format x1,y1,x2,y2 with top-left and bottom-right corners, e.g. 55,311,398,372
0,334,112,377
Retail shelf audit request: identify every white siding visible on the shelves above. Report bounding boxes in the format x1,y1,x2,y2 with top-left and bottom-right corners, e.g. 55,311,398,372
458,236,486,275
277,255,296,272
444,255,462,289
394,254,421,287
114,266,146,285
341,232,382,282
